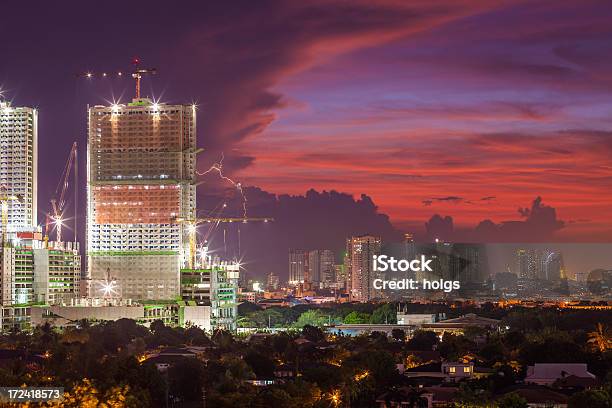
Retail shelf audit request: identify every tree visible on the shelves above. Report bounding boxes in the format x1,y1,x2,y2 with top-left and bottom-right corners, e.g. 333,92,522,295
391,328,406,342
343,311,370,324
294,310,328,328
568,388,612,408
407,330,439,351
302,325,325,342
370,303,397,324
168,357,205,402
245,351,276,378
496,392,528,408
587,323,612,352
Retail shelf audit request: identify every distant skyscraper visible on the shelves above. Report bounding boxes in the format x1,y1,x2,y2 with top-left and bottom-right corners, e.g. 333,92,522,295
266,272,279,290
544,252,564,282
334,264,346,290
346,235,381,302
288,249,307,284
87,98,197,300
307,249,335,288
0,101,37,233
403,233,416,260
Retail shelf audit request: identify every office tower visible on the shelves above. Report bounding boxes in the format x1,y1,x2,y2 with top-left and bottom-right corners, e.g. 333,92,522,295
319,250,335,287
0,101,37,233
288,249,307,284
307,249,335,288
403,233,416,260
544,252,564,282
266,272,279,290
346,235,381,302
334,264,346,290
516,249,529,278
87,98,197,300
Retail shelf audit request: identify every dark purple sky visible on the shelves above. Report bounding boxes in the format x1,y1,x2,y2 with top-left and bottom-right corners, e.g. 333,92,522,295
2,1,612,278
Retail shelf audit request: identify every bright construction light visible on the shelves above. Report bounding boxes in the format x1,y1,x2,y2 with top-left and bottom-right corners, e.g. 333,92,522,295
111,104,120,113
99,280,118,297
86,72,93,78
55,217,63,227
188,224,197,234
152,103,159,111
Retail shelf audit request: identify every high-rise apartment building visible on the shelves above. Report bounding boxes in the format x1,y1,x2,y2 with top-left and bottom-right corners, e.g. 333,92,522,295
87,98,197,300
345,235,381,302
0,101,37,233
288,249,307,284
266,272,279,290
306,249,335,288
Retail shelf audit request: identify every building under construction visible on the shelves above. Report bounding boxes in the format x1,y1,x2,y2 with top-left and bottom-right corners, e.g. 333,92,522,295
87,98,197,301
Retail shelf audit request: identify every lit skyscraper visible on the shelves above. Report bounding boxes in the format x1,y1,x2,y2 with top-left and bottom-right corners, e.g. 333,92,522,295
87,98,197,300
0,101,37,233
346,235,381,302
307,249,335,288
288,249,307,284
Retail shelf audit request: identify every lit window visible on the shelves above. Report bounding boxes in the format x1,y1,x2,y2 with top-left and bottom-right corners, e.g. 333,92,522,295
449,367,456,373
464,367,471,373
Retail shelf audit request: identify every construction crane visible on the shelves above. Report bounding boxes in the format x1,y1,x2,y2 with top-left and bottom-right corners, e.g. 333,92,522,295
47,142,77,244
0,184,21,246
79,57,157,99
173,216,272,270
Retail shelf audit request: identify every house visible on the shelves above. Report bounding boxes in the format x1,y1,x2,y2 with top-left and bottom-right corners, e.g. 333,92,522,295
274,363,295,378
376,387,433,408
143,347,197,372
442,362,473,381
525,363,596,386
376,385,460,408
497,385,568,408
404,361,474,383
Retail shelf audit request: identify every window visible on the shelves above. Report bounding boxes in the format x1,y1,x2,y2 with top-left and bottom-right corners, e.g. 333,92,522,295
449,367,456,373
464,367,471,373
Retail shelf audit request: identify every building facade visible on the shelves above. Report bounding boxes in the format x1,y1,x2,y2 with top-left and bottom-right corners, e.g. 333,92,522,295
0,101,37,233
346,235,381,302
87,98,197,300
288,249,307,285
306,249,335,288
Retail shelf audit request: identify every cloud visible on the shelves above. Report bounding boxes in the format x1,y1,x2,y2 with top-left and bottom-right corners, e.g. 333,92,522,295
162,1,496,175
432,196,464,203
423,197,566,242
200,187,403,279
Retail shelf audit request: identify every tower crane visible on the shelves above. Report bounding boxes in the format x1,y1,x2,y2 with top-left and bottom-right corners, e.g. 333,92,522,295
79,57,157,99
173,216,273,270
46,142,77,244
0,185,21,246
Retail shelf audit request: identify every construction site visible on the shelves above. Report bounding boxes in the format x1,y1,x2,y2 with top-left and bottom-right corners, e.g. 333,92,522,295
0,59,270,333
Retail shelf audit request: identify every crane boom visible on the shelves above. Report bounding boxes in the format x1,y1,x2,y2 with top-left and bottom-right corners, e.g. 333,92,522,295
172,216,273,269
78,57,156,99
48,142,77,243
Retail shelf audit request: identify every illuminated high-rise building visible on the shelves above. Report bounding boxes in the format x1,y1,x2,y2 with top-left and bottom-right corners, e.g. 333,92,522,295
87,98,197,300
307,249,335,288
345,235,381,302
0,101,37,233
288,249,307,284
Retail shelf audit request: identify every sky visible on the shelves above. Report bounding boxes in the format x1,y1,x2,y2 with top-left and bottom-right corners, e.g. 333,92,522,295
1,1,612,276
